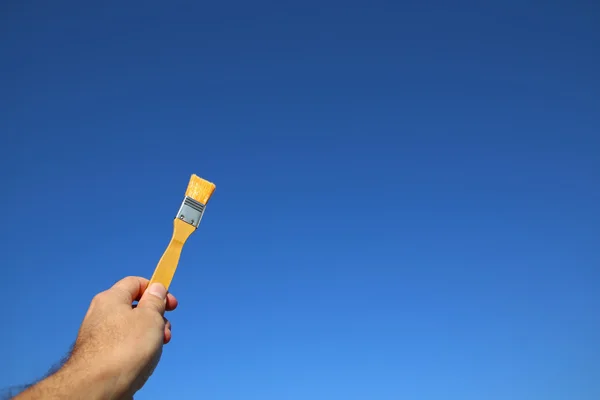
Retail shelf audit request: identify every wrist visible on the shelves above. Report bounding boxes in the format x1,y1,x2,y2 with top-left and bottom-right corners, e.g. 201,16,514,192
61,360,120,399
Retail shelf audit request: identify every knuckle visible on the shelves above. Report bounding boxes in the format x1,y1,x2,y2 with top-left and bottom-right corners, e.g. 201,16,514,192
91,291,108,306
119,276,135,286
117,275,136,283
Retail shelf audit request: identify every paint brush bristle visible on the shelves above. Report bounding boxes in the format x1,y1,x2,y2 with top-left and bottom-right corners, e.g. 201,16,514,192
185,174,216,205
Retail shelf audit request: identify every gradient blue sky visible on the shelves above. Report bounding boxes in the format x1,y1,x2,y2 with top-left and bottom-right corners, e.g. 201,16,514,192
2,1,599,399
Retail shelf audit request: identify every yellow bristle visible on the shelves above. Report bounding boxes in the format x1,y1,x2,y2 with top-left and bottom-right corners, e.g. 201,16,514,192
185,174,216,205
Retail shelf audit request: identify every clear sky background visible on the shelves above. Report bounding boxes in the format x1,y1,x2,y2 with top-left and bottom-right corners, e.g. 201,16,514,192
1,1,599,399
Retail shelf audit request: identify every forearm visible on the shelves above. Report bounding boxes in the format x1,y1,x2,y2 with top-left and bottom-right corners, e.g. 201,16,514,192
13,361,122,400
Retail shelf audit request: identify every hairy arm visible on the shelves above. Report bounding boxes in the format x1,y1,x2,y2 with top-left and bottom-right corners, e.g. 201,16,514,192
13,277,177,400
13,361,117,400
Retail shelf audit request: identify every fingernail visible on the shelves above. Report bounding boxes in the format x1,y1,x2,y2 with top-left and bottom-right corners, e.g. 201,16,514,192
148,283,167,300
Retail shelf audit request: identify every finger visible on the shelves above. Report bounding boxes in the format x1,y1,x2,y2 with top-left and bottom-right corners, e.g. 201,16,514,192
166,293,178,311
164,317,172,344
110,276,149,304
164,327,172,344
133,293,176,311
163,317,173,344
137,282,167,315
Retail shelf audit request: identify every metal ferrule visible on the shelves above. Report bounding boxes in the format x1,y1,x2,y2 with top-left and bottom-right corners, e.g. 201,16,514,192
176,196,206,228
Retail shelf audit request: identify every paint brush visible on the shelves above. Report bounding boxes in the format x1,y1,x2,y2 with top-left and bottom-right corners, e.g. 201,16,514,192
149,174,216,290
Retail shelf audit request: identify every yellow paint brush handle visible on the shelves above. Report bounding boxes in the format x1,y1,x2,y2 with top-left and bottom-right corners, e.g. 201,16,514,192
149,218,196,290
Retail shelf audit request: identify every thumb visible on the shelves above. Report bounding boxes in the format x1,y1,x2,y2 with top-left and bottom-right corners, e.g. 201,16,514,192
137,282,167,315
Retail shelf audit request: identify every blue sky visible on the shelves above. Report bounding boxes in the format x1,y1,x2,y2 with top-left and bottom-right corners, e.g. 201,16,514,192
1,0,599,399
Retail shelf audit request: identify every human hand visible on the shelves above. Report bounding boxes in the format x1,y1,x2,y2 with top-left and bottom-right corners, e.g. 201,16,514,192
16,276,178,399
72,276,178,397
